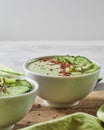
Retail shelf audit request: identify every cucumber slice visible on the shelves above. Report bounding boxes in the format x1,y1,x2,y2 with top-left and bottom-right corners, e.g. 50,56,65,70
62,56,75,64
4,77,16,84
55,56,75,64
7,86,30,95
55,57,66,62
15,79,32,88
84,63,99,73
74,56,92,65
71,72,82,76
82,64,93,71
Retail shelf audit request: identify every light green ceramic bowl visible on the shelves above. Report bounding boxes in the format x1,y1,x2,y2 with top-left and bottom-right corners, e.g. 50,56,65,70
23,56,100,108
0,78,38,130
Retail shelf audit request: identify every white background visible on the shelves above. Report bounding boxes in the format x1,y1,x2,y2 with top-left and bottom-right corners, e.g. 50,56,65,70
0,0,104,41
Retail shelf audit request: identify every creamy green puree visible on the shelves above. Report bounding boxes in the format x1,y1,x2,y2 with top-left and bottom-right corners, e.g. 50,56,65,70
27,56,99,77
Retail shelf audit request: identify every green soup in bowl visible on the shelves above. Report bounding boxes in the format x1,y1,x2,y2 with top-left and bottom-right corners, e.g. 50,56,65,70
0,77,38,130
23,55,100,108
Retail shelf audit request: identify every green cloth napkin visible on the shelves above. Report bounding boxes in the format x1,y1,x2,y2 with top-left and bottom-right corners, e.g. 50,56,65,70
0,64,24,77
19,112,104,130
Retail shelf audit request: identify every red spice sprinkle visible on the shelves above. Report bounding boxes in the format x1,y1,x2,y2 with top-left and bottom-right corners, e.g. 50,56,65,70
41,57,74,77
36,104,41,108
63,72,70,76
53,116,57,119
50,69,53,71
38,113,41,116
27,121,32,124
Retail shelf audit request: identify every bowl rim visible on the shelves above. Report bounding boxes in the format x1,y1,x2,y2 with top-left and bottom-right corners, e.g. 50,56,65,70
23,55,101,79
0,77,39,99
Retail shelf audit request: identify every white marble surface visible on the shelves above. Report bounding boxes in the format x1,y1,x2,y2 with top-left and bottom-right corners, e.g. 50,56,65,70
0,41,104,90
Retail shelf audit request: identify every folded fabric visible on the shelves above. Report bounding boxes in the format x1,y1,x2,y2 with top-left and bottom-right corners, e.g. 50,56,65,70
19,112,104,130
97,104,104,123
